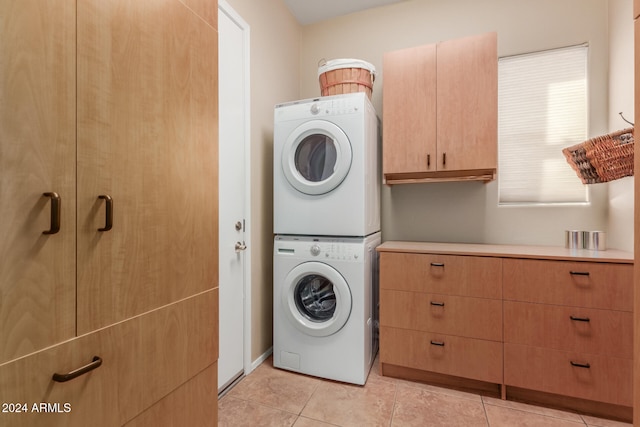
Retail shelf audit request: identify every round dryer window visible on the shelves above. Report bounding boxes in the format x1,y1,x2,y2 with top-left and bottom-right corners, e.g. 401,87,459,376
282,261,352,337
281,120,352,195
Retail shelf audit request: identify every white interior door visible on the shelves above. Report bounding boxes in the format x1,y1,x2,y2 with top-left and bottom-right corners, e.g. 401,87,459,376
218,0,250,393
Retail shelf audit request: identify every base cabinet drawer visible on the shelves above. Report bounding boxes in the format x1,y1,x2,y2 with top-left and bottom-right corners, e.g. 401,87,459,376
380,326,502,383
503,259,632,311
381,290,502,341
504,343,632,407
504,301,633,357
380,252,502,298
0,290,217,427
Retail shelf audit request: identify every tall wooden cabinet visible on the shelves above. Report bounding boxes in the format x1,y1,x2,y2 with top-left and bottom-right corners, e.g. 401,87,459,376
382,32,497,184
0,1,219,426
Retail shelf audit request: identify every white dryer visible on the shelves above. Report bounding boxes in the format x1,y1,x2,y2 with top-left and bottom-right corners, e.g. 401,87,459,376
273,232,381,385
273,93,380,237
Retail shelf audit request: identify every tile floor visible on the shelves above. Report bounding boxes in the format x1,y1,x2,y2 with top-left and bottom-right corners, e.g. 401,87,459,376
218,356,631,427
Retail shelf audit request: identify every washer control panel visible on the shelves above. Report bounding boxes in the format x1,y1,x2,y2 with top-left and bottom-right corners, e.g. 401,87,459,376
308,241,361,261
274,94,363,122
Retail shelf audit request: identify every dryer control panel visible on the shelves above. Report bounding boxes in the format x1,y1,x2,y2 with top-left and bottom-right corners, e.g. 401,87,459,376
274,93,365,122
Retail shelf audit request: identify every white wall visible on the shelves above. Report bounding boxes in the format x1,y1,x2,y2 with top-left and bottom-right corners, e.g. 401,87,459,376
300,0,613,246
607,0,634,251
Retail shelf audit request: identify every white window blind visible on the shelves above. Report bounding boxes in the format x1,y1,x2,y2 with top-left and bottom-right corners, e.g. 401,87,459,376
498,45,588,204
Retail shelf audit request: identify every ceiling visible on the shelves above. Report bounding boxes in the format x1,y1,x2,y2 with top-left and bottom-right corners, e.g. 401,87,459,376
284,0,406,25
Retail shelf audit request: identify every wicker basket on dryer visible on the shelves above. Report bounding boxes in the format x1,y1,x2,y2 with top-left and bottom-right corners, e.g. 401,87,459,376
562,127,634,184
318,59,376,99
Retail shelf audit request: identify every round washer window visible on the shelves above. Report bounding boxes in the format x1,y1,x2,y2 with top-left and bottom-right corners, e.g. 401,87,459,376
282,262,352,337
294,274,336,322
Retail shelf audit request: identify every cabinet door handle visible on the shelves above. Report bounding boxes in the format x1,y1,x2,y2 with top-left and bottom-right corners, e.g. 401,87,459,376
570,361,590,369
98,195,113,232
430,262,444,267
42,192,61,235
570,315,590,322
442,152,446,166
427,154,431,168
430,340,445,347
569,271,590,276
52,356,102,382
430,301,445,307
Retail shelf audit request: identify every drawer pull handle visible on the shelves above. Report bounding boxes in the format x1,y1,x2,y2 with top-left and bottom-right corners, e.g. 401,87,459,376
98,195,113,232
570,361,590,369
52,356,102,383
430,340,445,347
570,315,590,322
430,301,445,307
430,262,444,267
569,271,590,276
42,192,61,235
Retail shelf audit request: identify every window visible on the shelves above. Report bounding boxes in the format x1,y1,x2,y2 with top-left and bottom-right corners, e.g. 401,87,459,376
498,44,588,204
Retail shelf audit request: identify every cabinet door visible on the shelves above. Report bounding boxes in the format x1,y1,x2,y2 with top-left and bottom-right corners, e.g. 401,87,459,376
437,32,497,171
382,44,437,174
76,0,219,333
0,0,76,363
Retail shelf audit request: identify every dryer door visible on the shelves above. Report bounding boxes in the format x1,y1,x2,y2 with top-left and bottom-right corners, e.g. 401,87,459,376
281,120,352,195
282,261,352,337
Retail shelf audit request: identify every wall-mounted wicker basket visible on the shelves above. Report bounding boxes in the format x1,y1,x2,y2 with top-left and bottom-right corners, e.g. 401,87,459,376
562,127,634,184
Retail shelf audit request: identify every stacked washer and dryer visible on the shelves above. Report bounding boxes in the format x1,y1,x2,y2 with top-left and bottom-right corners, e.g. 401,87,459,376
273,92,381,385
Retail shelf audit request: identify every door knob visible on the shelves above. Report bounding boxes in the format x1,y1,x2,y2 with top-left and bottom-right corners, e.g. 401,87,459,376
235,241,247,252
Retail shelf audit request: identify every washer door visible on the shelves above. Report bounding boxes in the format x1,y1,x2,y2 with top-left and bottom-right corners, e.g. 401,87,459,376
281,120,352,195
282,261,352,337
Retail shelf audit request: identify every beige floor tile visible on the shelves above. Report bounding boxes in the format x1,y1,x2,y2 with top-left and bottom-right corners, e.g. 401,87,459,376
482,396,583,423
293,416,339,427
391,384,487,427
226,359,322,414
581,414,632,427
301,375,396,427
218,396,298,427
484,403,586,427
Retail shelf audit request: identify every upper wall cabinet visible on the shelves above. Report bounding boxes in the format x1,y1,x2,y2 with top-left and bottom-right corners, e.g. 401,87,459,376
382,32,498,184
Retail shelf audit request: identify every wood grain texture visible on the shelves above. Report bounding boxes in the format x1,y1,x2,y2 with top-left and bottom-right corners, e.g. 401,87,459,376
503,259,633,311
504,301,633,358
380,326,503,384
179,0,218,29
124,363,217,427
380,290,502,341
379,252,502,299
504,343,633,407
76,0,219,334
0,0,76,363
382,44,437,174
0,290,216,427
436,32,497,172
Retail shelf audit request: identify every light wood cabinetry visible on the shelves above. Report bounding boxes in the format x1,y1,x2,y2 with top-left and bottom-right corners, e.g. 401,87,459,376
0,0,76,365
502,259,633,407
378,242,633,419
0,0,218,425
379,250,503,384
382,32,497,184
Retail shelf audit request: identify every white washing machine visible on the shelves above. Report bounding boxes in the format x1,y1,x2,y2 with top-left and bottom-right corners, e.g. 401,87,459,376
273,93,380,237
273,232,381,385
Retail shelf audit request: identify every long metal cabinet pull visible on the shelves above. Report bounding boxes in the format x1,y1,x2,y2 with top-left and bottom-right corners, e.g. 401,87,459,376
42,192,61,235
442,152,446,166
570,361,590,369
52,356,102,382
98,195,113,232
427,154,431,168
570,315,590,322
569,271,590,276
